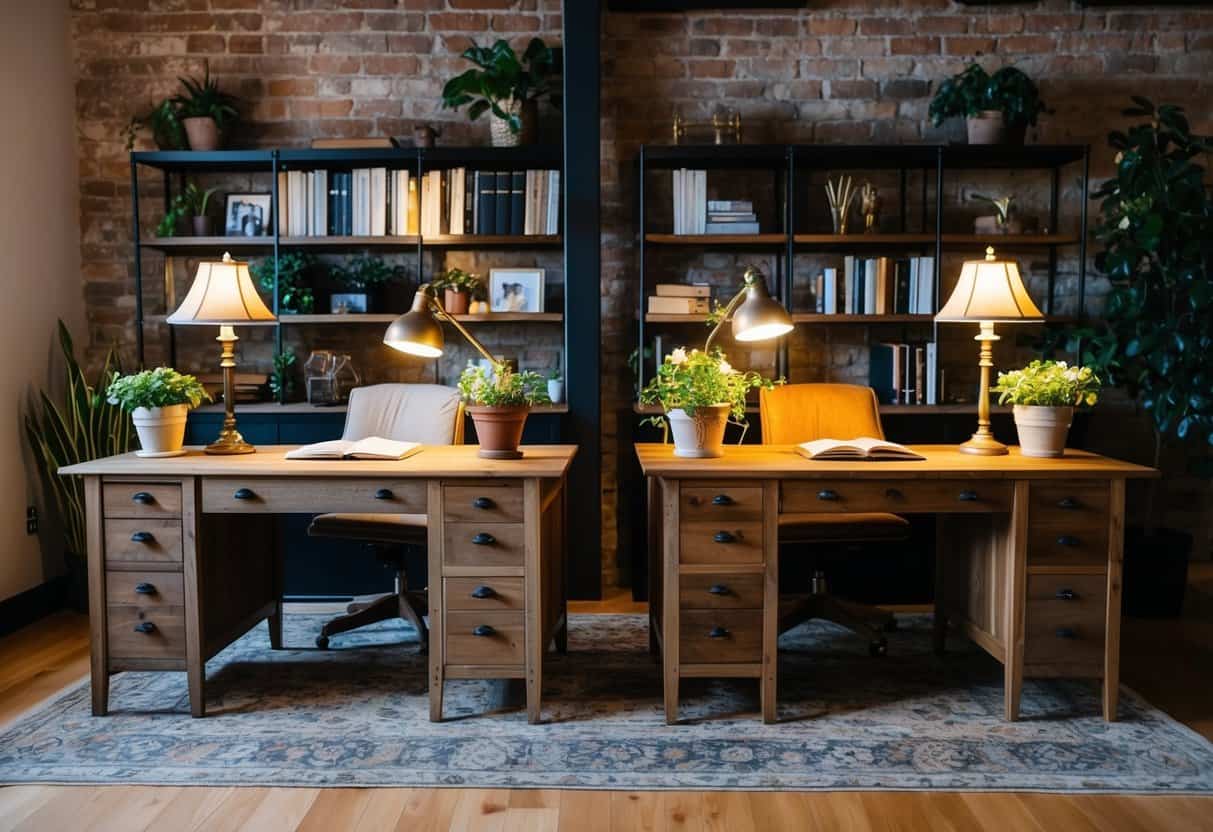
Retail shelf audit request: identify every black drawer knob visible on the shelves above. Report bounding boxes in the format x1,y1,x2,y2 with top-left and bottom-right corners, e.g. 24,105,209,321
707,584,730,596
1057,497,1081,510
134,582,156,595
885,488,904,500
134,621,157,634
713,531,736,544
472,532,496,546
470,585,496,599
1055,627,1076,640
1055,588,1076,601
374,488,394,500
472,624,496,637
708,626,730,639
130,531,154,544
1057,535,1080,548
233,488,256,500
958,490,979,502
472,496,495,510
131,491,155,505
817,489,839,502
711,494,734,506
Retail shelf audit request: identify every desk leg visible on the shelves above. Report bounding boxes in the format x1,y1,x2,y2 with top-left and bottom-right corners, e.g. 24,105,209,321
1104,479,1126,721
427,481,444,722
524,478,543,724
761,480,779,724
661,478,680,725
555,476,568,655
182,477,206,718
84,477,109,716
1003,481,1029,722
932,515,948,656
647,478,661,657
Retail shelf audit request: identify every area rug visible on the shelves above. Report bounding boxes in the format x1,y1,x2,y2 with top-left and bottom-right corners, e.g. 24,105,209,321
2,612,1212,792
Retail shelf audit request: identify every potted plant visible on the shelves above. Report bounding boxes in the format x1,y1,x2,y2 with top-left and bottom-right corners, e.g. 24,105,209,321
547,369,564,405
432,267,481,315
992,360,1101,457
639,347,776,458
251,252,318,314
333,255,407,313
106,367,210,457
441,38,563,147
158,182,219,237
25,322,135,610
929,63,1045,145
458,361,550,458
970,193,1033,236
172,68,239,151
124,99,187,151
270,347,297,403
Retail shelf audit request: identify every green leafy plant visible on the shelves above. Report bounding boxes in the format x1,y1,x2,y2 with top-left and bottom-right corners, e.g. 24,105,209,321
334,255,408,291
929,63,1046,128
639,347,778,425
971,193,1015,226
106,367,210,412
992,360,1101,408
25,321,135,560
270,348,297,401
155,182,218,237
251,252,318,314
458,362,550,408
125,99,186,151
172,68,239,128
432,267,482,294
441,38,563,134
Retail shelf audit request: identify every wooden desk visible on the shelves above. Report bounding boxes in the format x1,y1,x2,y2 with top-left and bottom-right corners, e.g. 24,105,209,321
61,445,576,722
635,444,1157,725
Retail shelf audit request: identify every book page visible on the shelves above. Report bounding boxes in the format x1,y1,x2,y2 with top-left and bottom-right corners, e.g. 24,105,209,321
346,437,421,460
284,440,352,460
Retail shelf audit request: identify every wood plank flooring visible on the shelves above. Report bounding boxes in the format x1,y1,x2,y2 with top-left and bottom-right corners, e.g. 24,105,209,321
1,573,1211,832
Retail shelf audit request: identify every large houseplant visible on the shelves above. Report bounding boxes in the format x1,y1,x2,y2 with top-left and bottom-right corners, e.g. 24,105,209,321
441,38,562,146
172,68,239,151
458,361,549,458
639,347,776,458
992,360,1101,458
929,63,1045,145
107,367,210,457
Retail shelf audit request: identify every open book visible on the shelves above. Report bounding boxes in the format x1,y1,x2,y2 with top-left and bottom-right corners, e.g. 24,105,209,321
796,437,924,461
285,437,422,461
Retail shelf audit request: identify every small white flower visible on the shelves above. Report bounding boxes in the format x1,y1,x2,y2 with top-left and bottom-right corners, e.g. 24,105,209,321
669,348,688,365
1119,216,1130,230
718,359,734,374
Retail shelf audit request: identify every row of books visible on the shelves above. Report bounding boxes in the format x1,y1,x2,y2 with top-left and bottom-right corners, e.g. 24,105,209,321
705,199,759,235
814,256,936,315
869,342,939,405
647,282,711,315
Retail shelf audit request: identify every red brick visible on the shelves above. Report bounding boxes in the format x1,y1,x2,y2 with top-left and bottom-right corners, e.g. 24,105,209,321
490,14,541,32
428,13,489,31
362,55,421,75
688,59,733,79
691,17,753,36
944,37,996,56
859,18,914,36
228,34,262,53
289,98,354,118
890,37,940,55
266,78,316,97
186,33,225,52
808,18,856,36
996,35,1056,55
449,0,516,7
916,16,970,35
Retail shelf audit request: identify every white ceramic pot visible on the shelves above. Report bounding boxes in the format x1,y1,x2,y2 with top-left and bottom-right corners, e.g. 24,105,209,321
667,404,730,458
547,379,564,404
1013,404,1073,458
131,404,189,458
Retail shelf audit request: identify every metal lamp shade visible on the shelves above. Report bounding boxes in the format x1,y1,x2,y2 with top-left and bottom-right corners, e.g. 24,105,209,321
935,247,1044,324
732,279,794,342
383,292,445,358
166,253,275,325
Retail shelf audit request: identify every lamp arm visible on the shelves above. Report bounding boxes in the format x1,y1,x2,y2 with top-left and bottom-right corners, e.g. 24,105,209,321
703,287,748,354
424,287,498,365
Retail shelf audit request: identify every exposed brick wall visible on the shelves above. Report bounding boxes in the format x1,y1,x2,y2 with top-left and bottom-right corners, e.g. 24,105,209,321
70,1,1213,587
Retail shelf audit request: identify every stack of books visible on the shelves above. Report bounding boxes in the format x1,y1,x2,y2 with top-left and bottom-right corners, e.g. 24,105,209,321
705,200,759,235
671,169,706,235
647,282,711,315
459,169,559,237
814,256,936,315
869,342,939,405
277,168,418,237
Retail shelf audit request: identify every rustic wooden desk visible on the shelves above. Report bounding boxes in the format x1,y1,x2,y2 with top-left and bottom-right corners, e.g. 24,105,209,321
61,445,576,722
635,444,1157,725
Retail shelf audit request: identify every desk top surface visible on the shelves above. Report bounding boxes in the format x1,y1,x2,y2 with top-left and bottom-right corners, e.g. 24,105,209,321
635,444,1157,480
61,445,577,479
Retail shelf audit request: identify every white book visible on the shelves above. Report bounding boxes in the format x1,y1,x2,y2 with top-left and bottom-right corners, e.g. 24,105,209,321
370,168,387,236
926,342,938,405
524,170,535,235
918,256,935,313
843,256,855,314
673,169,682,234
796,437,924,461
399,170,410,237
351,169,364,235
863,259,877,315
285,437,423,461
695,170,706,234
655,283,711,298
449,167,464,236
315,170,328,237
547,170,559,234
823,267,838,314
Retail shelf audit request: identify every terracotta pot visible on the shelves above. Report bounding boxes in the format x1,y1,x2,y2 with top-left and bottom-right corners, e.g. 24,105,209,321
191,215,212,236
965,110,1026,145
444,289,471,315
490,99,537,147
468,405,529,459
667,404,730,459
183,116,221,151
1012,404,1073,458
131,404,189,458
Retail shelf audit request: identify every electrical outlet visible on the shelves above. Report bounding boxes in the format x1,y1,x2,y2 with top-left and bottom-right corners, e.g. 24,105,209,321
26,506,37,535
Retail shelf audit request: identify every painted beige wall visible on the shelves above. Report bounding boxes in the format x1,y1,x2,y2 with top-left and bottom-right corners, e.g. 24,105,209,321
0,1,84,602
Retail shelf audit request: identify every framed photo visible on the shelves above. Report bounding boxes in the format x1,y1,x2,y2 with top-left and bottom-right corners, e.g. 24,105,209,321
224,193,272,237
489,268,545,314
330,293,367,314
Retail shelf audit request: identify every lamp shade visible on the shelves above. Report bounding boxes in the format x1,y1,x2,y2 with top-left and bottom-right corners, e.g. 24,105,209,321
935,247,1044,323
383,290,444,358
166,253,275,325
732,277,795,342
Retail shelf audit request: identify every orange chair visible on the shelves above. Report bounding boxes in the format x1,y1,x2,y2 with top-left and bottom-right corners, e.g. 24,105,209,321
760,383,911,655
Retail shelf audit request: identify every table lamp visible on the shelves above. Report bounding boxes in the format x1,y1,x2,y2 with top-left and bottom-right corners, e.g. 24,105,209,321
166,252,276,454
383,284,497,364
703,265,795,353
935,246,1043,455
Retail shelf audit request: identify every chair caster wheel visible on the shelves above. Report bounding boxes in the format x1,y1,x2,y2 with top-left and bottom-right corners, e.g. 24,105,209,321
315,634,329,649
869,639,887,657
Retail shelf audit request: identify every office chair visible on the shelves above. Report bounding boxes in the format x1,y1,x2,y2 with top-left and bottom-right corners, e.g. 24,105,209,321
760,383,912,656
308,383,464,650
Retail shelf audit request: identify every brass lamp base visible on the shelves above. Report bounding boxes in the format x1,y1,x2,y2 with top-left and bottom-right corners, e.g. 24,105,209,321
958,432,1009,456
959,320,1008,456
206,428,255,455
204,325,256,456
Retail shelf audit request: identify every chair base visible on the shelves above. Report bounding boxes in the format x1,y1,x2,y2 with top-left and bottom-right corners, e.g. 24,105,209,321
779,593,895,657
315,589,429,651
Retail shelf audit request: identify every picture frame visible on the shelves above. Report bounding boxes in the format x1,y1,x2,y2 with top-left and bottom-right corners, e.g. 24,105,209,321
330,293,368,314
224,193,272,237
489,268,545,314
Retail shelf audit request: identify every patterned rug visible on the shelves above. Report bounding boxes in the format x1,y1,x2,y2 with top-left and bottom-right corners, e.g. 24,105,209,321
2,612,1212,792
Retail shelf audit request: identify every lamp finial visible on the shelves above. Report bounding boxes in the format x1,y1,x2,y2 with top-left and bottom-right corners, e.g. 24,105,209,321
984,246,996,261
222,251,234,264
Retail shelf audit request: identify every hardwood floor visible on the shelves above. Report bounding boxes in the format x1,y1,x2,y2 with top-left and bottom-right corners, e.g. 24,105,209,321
1,575,1211,832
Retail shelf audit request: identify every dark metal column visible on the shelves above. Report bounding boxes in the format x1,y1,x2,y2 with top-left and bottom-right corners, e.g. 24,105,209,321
131,157,145,367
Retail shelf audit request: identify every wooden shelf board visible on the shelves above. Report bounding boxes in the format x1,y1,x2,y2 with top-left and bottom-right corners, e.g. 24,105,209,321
644,233,788,246
141,234,560,252
448,312,563,323
791,233,1080,247
196,401,569,415
280,312,563,325
422,234,561,247
791,314,933,323
644,314,712,324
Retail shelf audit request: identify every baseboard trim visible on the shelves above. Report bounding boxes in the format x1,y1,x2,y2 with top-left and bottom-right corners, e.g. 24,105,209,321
0,576,69,638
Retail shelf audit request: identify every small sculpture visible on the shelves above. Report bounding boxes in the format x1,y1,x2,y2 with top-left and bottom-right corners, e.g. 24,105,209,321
971,193,1033,235
860,182,881,233
825,176,857,235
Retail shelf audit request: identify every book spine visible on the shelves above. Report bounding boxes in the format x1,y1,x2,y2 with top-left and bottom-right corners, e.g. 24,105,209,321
479,170,496,235
510,170,525,236
494,171,508,236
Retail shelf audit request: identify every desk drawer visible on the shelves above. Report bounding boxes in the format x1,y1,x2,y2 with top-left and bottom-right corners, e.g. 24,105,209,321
1025,574,1106,668
103,482,181,519
107,603,186,661
104,518,183,566
1028,526,1108,568
445,577,525,611
106,571,185,608
680,520,764,564
443,483,524,523
1029,482,1110,529
201,478,426,514
680,486,763,523
680,573,764,610
679,610,763,664
443,523,525,569
782,480,1012,514
445,611,525,666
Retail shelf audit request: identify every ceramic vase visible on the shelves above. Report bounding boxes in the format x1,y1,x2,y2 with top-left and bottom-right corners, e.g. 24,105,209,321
183,116,221,151
547,379,564,405
966,110,1025,145
131,404,189,457
667,404,730,458
1012,404,1073,458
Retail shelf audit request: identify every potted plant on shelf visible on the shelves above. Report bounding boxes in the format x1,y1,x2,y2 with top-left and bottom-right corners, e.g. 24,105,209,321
172,68,239,151
432,267,481,315
547,369,564,405
458,361,550,459
251,252,318,314
441,38,563,147
970,192,1036,236
992,360,1101,458
929,63,1045,145
333,255,407,313
639,347,777,458
106,367,210,457
125,99,187,151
